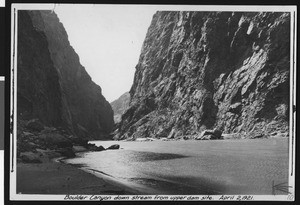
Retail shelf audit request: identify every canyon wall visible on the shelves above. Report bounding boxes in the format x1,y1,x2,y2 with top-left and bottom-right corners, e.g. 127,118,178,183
117,11,290,140
17,10,114,139
110,92,130,123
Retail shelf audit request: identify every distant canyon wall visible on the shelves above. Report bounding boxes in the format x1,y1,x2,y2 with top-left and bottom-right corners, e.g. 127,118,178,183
17,10,114,139
110,92,130,123
117,11,290,140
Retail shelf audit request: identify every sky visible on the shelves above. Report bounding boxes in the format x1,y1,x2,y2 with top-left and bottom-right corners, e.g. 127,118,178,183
54,5,157,102
14,4,294,103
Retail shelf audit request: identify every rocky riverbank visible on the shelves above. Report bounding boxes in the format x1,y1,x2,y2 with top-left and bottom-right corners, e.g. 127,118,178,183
117,125,288,142
17,119,120,164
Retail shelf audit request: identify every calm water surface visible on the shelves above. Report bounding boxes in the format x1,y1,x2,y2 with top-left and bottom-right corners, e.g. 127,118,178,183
64,138,289,195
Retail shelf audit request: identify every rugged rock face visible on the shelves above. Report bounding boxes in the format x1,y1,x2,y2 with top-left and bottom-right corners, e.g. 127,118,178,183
117,11,290,140
17,10,114,140
110,92,130,123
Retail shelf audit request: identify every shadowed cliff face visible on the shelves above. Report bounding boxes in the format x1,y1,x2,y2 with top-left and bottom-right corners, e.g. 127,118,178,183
17,10,114,139
117,11,290,140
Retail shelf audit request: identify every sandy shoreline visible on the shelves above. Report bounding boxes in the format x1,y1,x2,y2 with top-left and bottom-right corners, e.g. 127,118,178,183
17,160,138,195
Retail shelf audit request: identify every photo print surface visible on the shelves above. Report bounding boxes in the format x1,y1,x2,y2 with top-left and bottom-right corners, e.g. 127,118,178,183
9,4,296,201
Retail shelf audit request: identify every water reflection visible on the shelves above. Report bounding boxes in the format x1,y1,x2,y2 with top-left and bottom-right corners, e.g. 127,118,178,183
119,151,189,162
64,139,289,195
64,150,188,179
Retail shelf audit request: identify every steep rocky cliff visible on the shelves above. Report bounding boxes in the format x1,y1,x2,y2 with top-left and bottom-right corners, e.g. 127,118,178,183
17,10,114,140
110,92,130,123
117,11,290,140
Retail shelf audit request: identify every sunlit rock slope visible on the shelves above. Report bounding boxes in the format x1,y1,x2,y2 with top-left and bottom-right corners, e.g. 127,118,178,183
117,11,290,140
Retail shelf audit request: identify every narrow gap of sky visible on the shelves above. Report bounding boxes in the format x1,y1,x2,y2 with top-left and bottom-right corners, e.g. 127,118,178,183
55,4,157,102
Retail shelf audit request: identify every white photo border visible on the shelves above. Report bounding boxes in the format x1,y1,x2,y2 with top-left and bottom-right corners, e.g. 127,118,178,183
10,3,297,201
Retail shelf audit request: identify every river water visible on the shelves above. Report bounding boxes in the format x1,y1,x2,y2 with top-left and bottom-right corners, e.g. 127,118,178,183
63,138,289,195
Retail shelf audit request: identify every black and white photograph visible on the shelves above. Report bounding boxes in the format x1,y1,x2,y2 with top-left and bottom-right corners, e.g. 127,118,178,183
9,4,296,201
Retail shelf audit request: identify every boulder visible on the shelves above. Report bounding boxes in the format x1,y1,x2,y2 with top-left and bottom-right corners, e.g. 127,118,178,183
17,140,37,152
222,133,242,139
26,119,44,132
72,145,87,153
183,136,189,140
95,145,105,151
167,128,176,139
200,134,214,140
41,127,57,134
106,144,120,150
86,143,105,151
36,149,62,159
270,132,278,136
56,147,76,158
40,133,73,148
250,133,265,139
68,135,89,147
23,131,34,137
212,129,223,139
86,143,96,148
20,152,42,163
199,130,214,138
196,129,223,140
